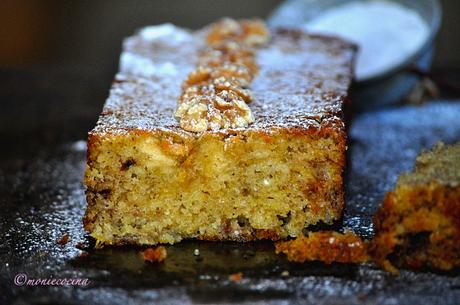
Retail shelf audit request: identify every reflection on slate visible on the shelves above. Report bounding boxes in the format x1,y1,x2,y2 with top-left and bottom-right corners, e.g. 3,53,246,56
1,102,460,305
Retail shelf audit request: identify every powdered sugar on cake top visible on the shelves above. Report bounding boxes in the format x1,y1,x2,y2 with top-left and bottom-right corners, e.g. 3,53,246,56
120,24,196,78
93,27,355,137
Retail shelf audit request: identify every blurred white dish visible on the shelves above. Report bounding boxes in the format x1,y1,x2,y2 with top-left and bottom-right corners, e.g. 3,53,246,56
304,1,429,81
269,0,442,109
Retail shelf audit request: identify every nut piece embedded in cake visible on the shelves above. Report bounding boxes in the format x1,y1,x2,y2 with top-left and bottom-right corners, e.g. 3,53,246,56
371,142,460,273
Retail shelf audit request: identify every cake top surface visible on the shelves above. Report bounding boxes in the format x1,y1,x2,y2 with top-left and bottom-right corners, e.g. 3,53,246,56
91,24,356,137
399,142,460,188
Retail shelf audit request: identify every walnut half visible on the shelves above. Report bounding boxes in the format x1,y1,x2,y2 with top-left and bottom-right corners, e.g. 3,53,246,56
175,83,254,132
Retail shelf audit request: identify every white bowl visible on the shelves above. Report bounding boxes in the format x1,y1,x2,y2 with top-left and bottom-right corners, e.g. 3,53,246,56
268,0,442,109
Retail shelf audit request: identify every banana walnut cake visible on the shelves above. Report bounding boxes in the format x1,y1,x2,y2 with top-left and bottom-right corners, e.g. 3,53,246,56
83,18,357,245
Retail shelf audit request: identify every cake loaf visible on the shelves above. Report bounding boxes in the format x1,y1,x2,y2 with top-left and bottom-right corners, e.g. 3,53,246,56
83,20,356,245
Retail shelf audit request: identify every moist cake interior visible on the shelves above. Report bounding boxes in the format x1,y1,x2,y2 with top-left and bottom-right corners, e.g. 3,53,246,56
85,128,345,244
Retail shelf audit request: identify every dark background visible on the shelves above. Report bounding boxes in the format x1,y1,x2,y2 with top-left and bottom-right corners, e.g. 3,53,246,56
1,0,459,83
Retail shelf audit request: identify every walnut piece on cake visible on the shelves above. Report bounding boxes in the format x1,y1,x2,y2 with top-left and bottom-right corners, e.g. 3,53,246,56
206,18,270,47
175,19,267,132
371,142,460,273
83,19,356,246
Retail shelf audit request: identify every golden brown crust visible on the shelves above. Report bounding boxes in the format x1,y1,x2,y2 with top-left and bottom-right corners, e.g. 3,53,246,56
275,231,369,264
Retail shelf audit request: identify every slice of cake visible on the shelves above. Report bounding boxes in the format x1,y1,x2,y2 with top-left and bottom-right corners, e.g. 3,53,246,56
83,19,356,246
371,142,460,273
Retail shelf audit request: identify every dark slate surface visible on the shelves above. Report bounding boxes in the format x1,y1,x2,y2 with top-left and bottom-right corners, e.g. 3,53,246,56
1,100,460,305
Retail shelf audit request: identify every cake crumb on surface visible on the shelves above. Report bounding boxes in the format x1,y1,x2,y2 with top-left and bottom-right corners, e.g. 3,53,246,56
141,246,167,263
56,233,70,246
275,231,369,264
228,272,243,282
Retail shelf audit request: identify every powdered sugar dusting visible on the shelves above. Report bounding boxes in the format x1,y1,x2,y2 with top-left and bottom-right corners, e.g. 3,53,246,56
92,27,355,137
120,52,179,77
120,23,197,79
139,23,193,44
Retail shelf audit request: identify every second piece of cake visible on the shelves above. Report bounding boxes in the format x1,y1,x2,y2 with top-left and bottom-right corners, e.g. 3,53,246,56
371,142,460,273
84,19,356,245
